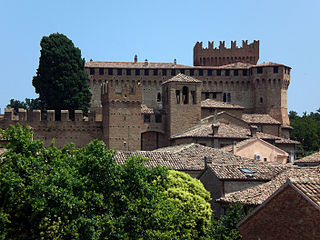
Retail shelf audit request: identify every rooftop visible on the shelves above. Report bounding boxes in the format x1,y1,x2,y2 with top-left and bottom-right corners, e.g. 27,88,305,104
85,61,190,69
242,114,281,125
294,152,320,164
162,73,202,84
201,99,244,109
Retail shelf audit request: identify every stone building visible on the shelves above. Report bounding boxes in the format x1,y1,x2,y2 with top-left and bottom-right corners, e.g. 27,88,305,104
0,40,296,154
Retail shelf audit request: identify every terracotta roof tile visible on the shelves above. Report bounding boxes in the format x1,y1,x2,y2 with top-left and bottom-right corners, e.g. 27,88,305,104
141,104,154,114
218,167,320,205
294,152,320,164
291,179,320,207
162,73,202,84
201,99,244,109
85,61,190,69
242,114,281,125
254,62,291,68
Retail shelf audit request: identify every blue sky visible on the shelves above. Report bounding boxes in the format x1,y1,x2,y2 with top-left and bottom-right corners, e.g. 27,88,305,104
1,0,319,115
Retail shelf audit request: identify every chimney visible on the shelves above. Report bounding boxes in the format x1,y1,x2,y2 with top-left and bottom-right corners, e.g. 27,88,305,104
144,59,148,66
212,123,220,136
250,125,258,137
174,59,177,65
204,156,212,169
134,54,138,63
232,141,237,154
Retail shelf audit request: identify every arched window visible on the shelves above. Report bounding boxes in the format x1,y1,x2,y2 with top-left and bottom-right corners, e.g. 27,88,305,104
157,92,162,102
182,86,189,104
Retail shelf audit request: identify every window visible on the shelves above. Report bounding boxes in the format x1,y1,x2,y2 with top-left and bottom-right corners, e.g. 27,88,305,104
176,90,180,104
144,69,149,76
171,69,176,76
287,68,290,74
157,92,161,102
257,67,263,74
99,68,104,75
180,69,185,74
126,69,131,75
227,93,231,103
155,114,162,123
162,69,167,76
264,158,267,162
257,125,263,132
207,69,212,76
190,69,194,76
191,91,196,104
205,92,210,99
243,69,248,76
223,93,227,102
234,69,238,76
260,97,263,103
182,86,189,104
108,68,113,75
212,92,217,99
117,69,122,75
135,69,140,75
217,69,221,76
273,66,278,73
199,69,203,76
225,69,230,76
153,69,158,76
239,168,254,174
144,114,150,123
90,68,95,75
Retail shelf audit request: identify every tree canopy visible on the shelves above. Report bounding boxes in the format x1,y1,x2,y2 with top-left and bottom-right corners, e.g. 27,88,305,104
0,125,213,239
32,33,91,119
7,98,44,113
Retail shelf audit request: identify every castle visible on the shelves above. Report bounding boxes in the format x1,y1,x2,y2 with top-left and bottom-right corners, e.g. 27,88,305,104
0,40,297,159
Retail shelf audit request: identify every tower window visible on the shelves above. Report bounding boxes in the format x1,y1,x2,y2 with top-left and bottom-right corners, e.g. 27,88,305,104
108,68,113,75
212,92,217,99
117,69,122,75
180,69,185,74
225,69,230,76
260,97,263,103
227,93,231,103
99,68,104,75
190,69,194,76
176,90,180,104
171,69,176,76
243,69,248,76
207,69,212,76
144,69,149,76
199,69,203,76
157,92,162,102
90,68,95,75
135,69,140,75
273,66,278,73
182,86,189,104
162,69,167,76
191,91,196,104
153,69,158,76
126,69,131,75
234,69,238,76
223,93,227,102
257,67,263,74
217,69,221,76
144,114,150,123
205,92,210,99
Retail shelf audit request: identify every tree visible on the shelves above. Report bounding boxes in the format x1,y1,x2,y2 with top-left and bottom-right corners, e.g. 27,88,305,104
0,125,213,239
7,98,44,114
32,33,91,119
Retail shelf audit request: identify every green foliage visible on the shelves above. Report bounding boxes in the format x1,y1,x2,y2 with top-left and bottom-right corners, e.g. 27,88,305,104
0,125,213,239
210,203,246,240
7,98,44,113
32,33,91,118
289,110,320,155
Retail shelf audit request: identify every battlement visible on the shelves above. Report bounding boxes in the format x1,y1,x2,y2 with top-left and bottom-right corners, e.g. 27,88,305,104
3,108,100,123
193,40,259,66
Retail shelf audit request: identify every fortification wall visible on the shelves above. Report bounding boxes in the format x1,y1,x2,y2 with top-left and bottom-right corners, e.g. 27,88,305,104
0,109,103,148
193,40,259,66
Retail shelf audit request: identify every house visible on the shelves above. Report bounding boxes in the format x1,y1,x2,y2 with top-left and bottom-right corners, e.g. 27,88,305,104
238,176,320,239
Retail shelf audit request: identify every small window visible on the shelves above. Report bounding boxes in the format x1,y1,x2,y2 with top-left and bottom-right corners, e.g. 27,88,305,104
176,90,180,104
99,68,104,75
225,69,230,76
117,69,122,75
243,69,248,76
191,91,196,104
90,68,95,75
273,66,278,73
171,69,176,76
126,69,131,75
227,93,231,103
212,92,217,99
287,68,290,75
135,69,140,75
223,93,227,102
162,69,167,76
153,69,158,76
239,168,254,174
157,92,161,102
205,92,210,99
144,114,150,123
260,97,263,103
155,114,162,123
257,67,263,74
207,69,212,76
234,69,238,76
190,69,194,76
264,158,267,162
180,69,185,74
182,86,189,104
257,125,263,132
144,69,149,76
199,69,203,76
217,69,221,76
108,68,113,75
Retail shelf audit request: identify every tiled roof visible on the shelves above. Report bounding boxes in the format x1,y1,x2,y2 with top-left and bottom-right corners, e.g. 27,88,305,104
218,167,320,205
85,61,190,69
162,73,202,84
294,152,320,164
242,114,281,125
141,104,154,114
291,178,320,208
201,99,244,109
274,138,300,144
254,62,291,68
